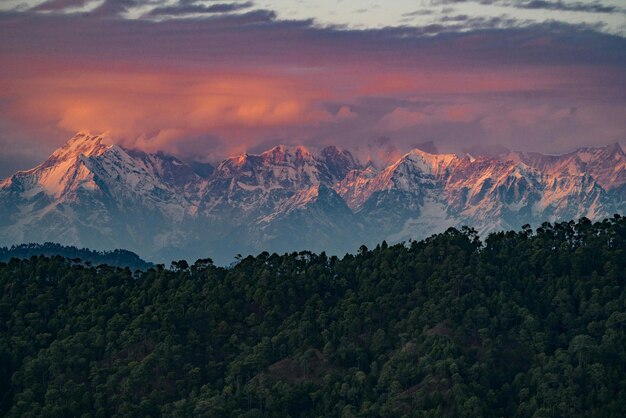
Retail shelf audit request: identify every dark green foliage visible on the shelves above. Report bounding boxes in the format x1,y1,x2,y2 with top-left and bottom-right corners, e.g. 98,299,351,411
0,216,625,417
0,242,153,271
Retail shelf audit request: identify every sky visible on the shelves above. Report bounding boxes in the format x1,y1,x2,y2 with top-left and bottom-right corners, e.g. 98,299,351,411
0,0,625,176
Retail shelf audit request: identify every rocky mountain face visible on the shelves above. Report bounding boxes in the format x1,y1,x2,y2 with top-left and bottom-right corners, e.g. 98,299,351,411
1,132,623,263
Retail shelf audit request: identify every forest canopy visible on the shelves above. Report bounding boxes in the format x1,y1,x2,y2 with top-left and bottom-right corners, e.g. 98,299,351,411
0,243,153,271
0,215,625,417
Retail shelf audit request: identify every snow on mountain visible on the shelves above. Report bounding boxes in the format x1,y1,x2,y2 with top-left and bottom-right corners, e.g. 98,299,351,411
201,144,360,218
338,145,621,241
82,145,202,221
3,132,110,198
318,145,362,182
385,197,457,244
334,165,379,210
0,131,623,263
336,149,457,211
209,145,321,196
443,157,544,232
510,143,626,192
253,184,360,255
260,185,327,222
532,172,612,225
0,132,203,253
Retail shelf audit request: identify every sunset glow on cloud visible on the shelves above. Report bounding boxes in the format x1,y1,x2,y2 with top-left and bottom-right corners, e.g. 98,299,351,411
0,1,624,175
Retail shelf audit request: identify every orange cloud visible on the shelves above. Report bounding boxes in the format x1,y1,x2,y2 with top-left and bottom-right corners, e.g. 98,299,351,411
0,34,623,166
335,105,357,120
445,105,477,123
4,71,335,152
377,102,486,131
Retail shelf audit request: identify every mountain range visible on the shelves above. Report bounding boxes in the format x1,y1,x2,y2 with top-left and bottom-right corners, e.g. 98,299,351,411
1,132,624,263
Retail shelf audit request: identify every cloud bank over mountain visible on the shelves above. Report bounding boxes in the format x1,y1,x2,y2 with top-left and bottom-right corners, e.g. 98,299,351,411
0,1,624,177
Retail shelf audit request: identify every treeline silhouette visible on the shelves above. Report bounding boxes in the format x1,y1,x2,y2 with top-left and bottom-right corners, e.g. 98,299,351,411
0,242,153,271
0,216,624,417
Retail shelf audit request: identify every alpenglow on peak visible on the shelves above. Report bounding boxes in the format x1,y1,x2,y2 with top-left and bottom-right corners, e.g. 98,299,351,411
0,131,623,263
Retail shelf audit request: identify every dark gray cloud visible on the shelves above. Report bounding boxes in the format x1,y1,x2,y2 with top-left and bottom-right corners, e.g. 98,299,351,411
29,0,257,18
518,1,619,13
440,14,471,22
147,1,254,17
429,0,467,4
402,9,435,17
85,0,264,19
31,0,92,11
1,9,623,72
428,0,473,4
429,0,622,14
89,0,146,17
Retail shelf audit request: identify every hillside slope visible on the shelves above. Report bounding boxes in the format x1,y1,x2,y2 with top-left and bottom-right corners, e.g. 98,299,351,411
0,215,624,417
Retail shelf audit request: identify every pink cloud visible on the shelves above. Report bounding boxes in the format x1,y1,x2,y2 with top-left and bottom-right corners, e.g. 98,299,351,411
0,11,623,174
335,105,358,120
378,108,425,131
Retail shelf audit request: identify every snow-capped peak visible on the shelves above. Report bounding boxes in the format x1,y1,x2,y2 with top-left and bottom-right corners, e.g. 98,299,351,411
47,132,111,164
257,144,316,165
393,148,459,177
8,132,113,198
510,142,625,192
283,184,322,209
1,131,623,263
574,142,623,157
294,145,314,160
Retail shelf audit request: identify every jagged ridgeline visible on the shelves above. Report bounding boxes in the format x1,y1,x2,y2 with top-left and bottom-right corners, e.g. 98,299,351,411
1,132,624,264
1,216,625,417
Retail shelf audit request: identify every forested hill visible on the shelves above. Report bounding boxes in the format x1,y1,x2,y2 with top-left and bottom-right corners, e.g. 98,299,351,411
0,243,153,271
1,216,625,417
